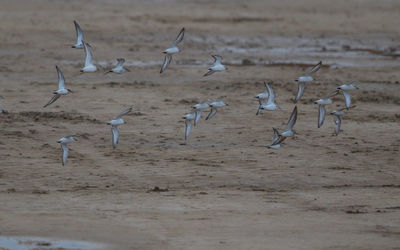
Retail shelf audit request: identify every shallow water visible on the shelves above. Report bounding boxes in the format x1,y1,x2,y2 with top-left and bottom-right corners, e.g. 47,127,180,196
0,236,106,250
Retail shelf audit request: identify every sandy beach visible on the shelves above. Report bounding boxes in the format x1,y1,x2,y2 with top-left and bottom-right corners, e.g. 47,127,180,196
0,0,399,249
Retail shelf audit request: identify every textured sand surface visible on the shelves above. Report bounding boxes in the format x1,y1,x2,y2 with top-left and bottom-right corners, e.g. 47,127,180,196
0,0,400,249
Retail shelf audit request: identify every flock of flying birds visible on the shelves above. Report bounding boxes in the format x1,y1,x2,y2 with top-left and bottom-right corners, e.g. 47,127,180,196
1,21,359,166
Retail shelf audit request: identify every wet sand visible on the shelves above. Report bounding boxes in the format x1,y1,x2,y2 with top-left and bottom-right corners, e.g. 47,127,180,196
0,0,400,249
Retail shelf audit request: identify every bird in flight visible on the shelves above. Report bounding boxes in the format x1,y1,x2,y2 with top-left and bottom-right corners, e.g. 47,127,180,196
204,55,227,77
269,106,298,148
107,107,132,149
58,134,79,166
337,81,359,109
294,61,322,103
206,99,228,120
72,20,85,49
160,27,185,73
80,41,97,72
43,66,72,108
183,112,196,140
106,58,129,74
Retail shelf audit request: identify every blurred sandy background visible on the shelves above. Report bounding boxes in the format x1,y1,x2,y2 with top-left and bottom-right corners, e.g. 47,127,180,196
0,0,399,249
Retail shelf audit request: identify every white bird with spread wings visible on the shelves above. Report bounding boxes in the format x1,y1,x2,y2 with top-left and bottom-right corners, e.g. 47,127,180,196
107,107,132,149
160,27,185,73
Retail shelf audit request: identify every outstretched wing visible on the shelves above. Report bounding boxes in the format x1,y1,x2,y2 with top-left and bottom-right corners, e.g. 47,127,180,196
205,108,217,120
272,128,280,143
270,128,286,146
173,27,185,46
111,126,119,149
256,106,262,115
318,105,326,128
305,61,322,75
334,116,341,135
116,58,125,67
43,95,61,108
203,70,215,77
56,65,65,89
212,55,223,64
160,54,172,73
265,82,275,104
342,91,351,109
294,83,306,103
185,119,192,140
115,107,132,119
326,89,340,98
61,144,69,166
74,20,83,45
83,42,93,67
285,106,298,131
339,105,356,112
194,110,202,126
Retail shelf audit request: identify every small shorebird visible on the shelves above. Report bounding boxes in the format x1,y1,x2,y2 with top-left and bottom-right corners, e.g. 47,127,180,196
72,20,85,49
160,27,185,73
192,100,211,126
270,106,298,147
294,61,322,103
204,55,227,76
268,128,285,149
183,112,196,140
260,82,280,111
337,81,359,109
107,107,132,149
330,106,355,135
254,85,269,115
279,105,298,137
206,99,228,120
43,66,72,108
58,135,79,166
80,41,97,72
106,58,129,74
313,91,338,128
